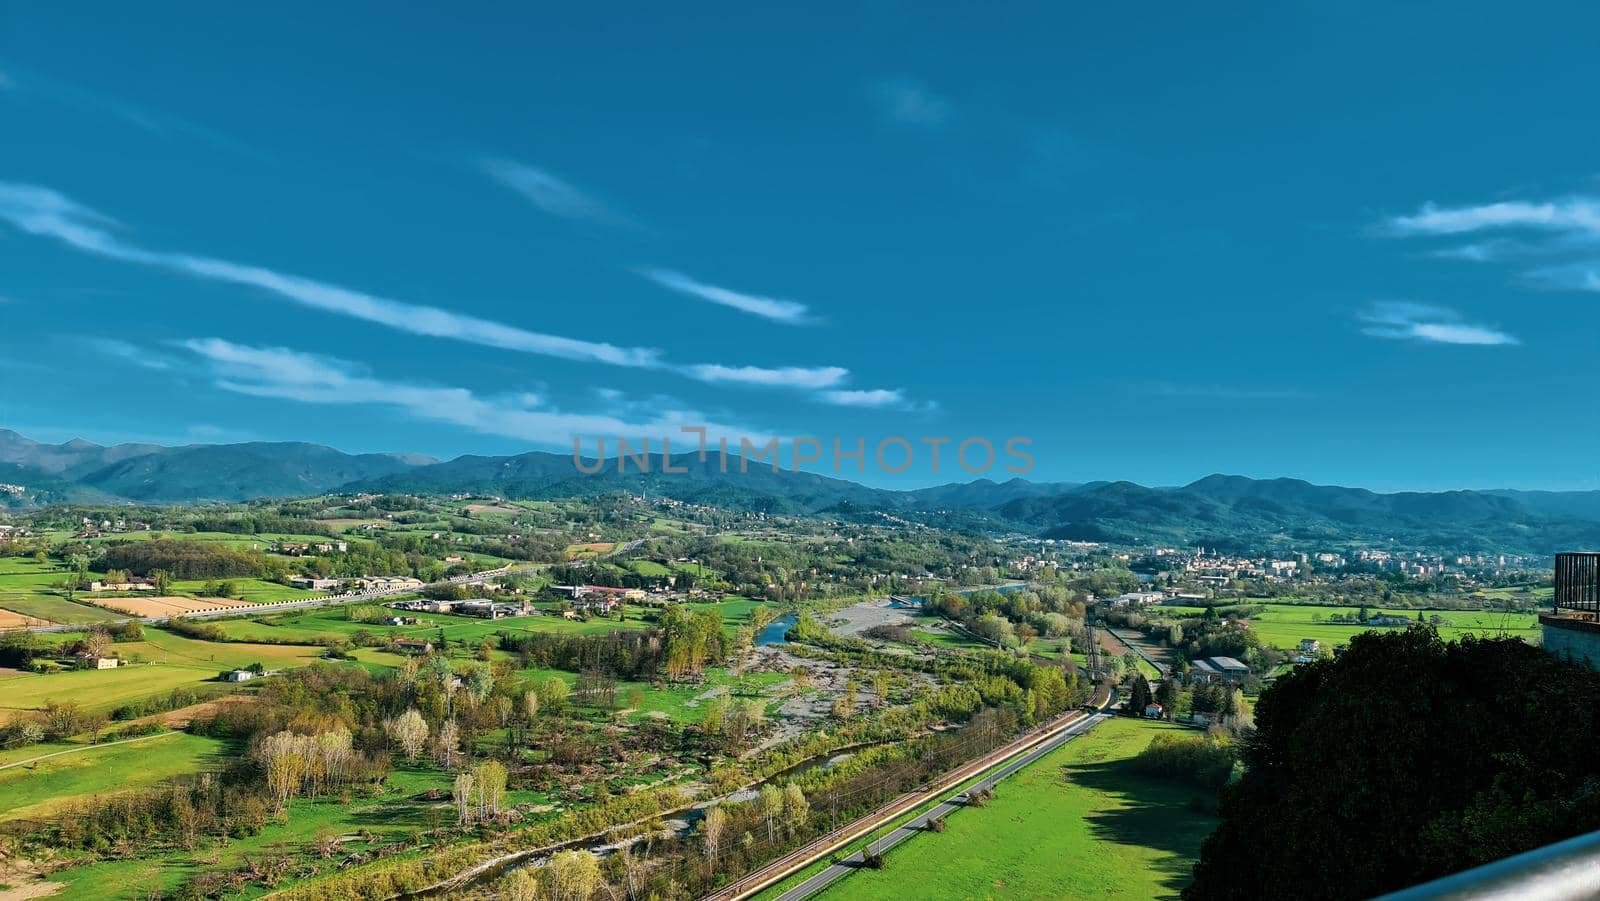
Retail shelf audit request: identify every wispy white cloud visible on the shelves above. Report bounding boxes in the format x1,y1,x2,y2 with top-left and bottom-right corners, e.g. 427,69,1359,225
1387,195,1600,295
0,60,265,161
0,182,651,368
1359,302,1518,346
688,364,848,390
479,158,623,225
181,338,764,449
1389,199,1600,237
84,336,174,370
642,268,811,324
873,79,952,129
0,182,883,403
819,388,906,408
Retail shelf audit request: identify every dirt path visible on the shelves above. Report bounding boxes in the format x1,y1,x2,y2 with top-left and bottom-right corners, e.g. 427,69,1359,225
0,729,183,771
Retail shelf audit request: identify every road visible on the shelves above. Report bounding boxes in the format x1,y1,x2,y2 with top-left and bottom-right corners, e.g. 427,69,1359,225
21,564,530,634
768,713,1111,901
703,705,1111,901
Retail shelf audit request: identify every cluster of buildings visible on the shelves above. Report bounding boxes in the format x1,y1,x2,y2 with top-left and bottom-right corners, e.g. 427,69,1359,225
287,575,425,592
72,516,151,539
86,577,158,592
270,541,349,556
390,597,531,619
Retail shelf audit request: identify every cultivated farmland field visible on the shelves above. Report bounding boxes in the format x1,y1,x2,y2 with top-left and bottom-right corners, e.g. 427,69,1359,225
83,594,255,617
815,718,1217,901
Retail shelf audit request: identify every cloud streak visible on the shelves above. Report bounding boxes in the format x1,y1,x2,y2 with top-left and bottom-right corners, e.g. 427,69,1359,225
182,338,766,449
0,181,866,393
818,388,907,408
873,79,952,129
1387,194,1600,294
642,268,811,324
0,60,266,161
1359,302,1517,346
479,158,623,225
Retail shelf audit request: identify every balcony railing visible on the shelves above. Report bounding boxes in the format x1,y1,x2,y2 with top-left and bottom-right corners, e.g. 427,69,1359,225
1375,828,1600,900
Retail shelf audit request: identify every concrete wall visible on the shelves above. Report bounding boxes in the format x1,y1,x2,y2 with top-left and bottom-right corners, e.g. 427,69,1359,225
1542,620,1600,671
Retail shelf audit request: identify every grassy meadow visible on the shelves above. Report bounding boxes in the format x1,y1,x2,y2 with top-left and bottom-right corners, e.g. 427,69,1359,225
0,732,229,822
1162,601,1540,651
814,718,1216,901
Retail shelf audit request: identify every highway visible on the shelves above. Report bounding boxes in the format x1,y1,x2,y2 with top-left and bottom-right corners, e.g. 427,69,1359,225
768,713,1111,901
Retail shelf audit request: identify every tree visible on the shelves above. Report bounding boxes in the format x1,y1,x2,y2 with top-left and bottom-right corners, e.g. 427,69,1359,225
760,783,784,843
872,671,891,707
538,676,570,712
385,708,429,763
703,805,728,865
1187,630,1600,901
82,628,112,658
499,869,540,901
472,759,507,821
543,849,601,901
453,772,475,825
783,783,810,837
261,730,310,813
523,688,540,720
1126,674,1153,716
434,719,461,769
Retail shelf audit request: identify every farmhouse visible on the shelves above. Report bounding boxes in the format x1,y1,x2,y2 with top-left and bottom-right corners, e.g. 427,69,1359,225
393,639,435,654
76,653,118,670
226,669,256,682
1143,703,1164,719
88,577,157,592
289,576,342,591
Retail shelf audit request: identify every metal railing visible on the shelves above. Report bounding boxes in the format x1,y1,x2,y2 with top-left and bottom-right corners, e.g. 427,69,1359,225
1376,828,1600,900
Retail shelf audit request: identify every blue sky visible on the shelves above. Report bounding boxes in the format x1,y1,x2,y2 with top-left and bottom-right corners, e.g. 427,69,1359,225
2,2,1598,491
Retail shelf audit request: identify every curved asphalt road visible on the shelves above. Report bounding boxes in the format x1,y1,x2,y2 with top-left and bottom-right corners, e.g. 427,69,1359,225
772,712,1112,901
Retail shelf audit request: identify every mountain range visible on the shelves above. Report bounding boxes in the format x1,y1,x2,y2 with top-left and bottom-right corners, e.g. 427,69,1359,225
2,429,1597,554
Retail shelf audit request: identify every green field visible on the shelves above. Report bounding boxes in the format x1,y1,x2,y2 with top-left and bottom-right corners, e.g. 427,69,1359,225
0,731,229,821
0,557,119,624
815,718,1216,901
47,762,460,900
1170,602,1542,651
169,577,312,603
0,629,327,716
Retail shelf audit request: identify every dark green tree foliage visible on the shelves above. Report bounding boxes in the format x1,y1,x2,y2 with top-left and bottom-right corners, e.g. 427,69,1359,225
1126,674,1153,715
99,538,266,579
1187,628,1600,901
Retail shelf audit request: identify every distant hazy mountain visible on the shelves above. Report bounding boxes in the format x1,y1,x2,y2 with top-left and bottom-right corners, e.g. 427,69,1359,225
0,431,432,504
995,475,1600,555
1486,489,1600,524
0,430,1596,554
